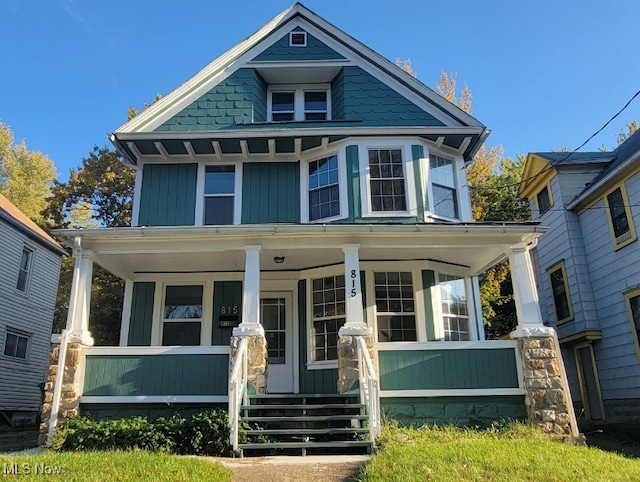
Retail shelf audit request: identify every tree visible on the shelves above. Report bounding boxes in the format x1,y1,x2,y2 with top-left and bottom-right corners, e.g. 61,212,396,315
616,119,638,145
395,58,417,78
0,123,57,224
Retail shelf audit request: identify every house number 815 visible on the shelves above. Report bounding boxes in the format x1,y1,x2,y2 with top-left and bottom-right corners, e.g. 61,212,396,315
350,270,357,297
220,305,239,315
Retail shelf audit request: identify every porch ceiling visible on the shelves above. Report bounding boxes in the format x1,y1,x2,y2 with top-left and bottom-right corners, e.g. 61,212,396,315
53,223,545,280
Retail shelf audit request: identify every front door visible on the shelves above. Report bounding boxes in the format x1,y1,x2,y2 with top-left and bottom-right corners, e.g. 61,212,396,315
261,292,295,393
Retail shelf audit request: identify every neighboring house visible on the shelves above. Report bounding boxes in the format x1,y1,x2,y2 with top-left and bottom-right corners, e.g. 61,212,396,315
0,193,64,423
521,130,640,422
44,3,571,451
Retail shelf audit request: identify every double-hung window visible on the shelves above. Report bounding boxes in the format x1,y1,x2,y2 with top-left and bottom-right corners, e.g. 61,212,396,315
375,272,417,342
308,155,340,221
204,166,235,225
625,288,640,362
536,186,552,216
16,247,33,293
311,275,345,361
269,86,329,122
368,149,407,212
162,285,203,346
3,330,29,359
430,155,459,219
439,274,470,341
605,185,636,248
547,261,573,323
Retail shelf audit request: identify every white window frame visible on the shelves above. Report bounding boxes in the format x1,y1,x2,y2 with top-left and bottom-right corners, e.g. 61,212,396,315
3,328,30,361
267,84,331,122
372,270,419,343
289,31,307,47
195,162,243,226
300,148,349,223
425,150,468,221
15,245,34,294
358,140,417,218
436,273,473,341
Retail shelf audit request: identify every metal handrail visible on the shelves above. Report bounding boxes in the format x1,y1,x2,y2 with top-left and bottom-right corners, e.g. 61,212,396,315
228,337,249,453
355,336,381,442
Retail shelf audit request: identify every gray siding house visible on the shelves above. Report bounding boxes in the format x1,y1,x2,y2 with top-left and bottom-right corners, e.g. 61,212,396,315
521,131,640,422
0,193,64,421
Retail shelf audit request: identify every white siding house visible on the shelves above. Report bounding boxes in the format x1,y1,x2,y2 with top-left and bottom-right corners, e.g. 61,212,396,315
0,193,65,418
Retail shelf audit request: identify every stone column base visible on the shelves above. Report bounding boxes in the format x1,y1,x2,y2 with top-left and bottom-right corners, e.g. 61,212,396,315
38,342,86,446
337,333,376,394
231,335,267,394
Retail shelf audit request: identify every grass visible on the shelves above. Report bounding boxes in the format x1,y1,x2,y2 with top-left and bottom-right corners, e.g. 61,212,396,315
1,450,231,481
359,423,640,481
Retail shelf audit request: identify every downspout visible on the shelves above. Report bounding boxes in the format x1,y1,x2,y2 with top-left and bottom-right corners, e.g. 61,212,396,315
46,236,83,446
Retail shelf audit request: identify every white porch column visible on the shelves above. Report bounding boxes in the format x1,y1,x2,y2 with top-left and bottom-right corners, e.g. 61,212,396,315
66,237,94,346
234,245,264,336
509,242,553,338
339,244,370,336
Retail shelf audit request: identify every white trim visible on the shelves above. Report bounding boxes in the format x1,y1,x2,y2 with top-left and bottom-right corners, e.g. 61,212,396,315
198,161,243,226
471,276,485,341
119,280,134,346
81,395,228,404
194,163,205,226
202,281,214,346
289,30,307,47
132,167,143,226
375,340,518,351
300,148,348,223
424,149,467,222
85,346,231,355
380,388,525,397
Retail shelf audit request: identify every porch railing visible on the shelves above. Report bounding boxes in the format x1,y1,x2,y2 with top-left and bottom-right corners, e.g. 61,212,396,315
228,337,249,453
356,336,381,442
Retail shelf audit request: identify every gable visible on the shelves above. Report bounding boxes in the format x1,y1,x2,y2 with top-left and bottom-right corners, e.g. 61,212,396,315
519,154,556,200
252,28,346,61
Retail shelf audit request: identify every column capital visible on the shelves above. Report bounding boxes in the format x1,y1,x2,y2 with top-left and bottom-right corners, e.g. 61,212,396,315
342,243,360,253
510,242,528,253
244,245,262,252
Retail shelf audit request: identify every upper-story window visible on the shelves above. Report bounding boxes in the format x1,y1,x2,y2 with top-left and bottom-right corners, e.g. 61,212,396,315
430,155,459,219
268,85,330,122
16,246,34,293
309,155,340,221
536,185,552,216
3,329,29,360
605,184,636,249
625,287,640,363
547,260,573,323
369,149,407,212
438,274,470,341
204,166,235,225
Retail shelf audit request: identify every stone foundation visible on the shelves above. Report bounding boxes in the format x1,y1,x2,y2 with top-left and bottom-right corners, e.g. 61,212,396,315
230,335,267,394
337,333,376,394
38,342,85,446
517,335,577,436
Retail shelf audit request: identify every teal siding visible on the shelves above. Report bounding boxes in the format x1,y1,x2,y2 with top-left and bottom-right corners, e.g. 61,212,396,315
242,162,300,223
345,145,360,222
211,281,242,346
331,68,345,120
83,354,228,396
379,349,520,390
127,282,155,346
422,270,437,341
138,163,197,226
252,31,345,61
156,69,267,131
381,396,526,427
334,66,445,127
412,145,426,219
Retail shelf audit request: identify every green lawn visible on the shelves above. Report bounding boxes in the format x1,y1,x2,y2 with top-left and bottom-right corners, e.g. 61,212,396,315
1,450,231,481
360,424,640,481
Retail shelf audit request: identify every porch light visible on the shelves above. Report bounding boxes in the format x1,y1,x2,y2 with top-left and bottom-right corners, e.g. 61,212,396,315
273,256,285,264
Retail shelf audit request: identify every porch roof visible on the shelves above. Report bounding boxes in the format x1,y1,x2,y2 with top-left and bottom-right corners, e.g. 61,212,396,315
52,222,546,280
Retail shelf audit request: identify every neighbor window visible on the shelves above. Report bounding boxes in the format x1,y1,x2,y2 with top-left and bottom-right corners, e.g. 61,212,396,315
439,274,470,341
375,272,416,342
537,185,552,215
311,275,345,361
547,261,573,323
162,285,203,346
625,289,640,362
3,330,29,360
430,155,459,219
269,87,329,122
204,165,235,225
605,185,636,248
308,155,340,221
16,246,33,293
369,149,407,212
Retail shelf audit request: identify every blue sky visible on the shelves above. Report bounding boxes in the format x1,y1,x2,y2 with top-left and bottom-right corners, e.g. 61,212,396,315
1,0,638,180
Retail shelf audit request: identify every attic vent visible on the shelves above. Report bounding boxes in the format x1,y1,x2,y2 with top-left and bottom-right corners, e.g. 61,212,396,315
289,31,307,47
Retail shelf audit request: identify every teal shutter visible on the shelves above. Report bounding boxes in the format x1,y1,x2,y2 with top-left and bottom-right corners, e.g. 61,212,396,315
128,282,155,346
211,281,243,346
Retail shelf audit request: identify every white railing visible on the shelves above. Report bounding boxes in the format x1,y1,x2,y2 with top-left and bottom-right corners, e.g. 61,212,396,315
228,337,249,453
356,336,381,442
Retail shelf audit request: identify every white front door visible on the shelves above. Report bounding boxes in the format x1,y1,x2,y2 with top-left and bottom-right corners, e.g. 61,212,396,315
261,292,295,393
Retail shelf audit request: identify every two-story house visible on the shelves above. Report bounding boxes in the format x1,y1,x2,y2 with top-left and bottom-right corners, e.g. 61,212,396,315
43,3,576,453
0,193,64,425
521,131,640,423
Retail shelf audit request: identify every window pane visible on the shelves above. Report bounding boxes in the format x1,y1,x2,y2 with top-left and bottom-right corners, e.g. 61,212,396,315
630,295,640,337
369,149,406,212
273,112,294,121
19,249,32,270
16,270,28,292
16,336,28,358
204,197,234,225
311,274,347,360
16,248,32,292
162,322,201,346
304,91,327,111
164,285,203,319
607,188,630,239
4,333,17,357
433,184,459,219
537,187,551,214
272,92,294,112
439,274,471,341
430,156,455,187
375,272,416,342
205,166,234,194
549,267,571,321
305,112,327,121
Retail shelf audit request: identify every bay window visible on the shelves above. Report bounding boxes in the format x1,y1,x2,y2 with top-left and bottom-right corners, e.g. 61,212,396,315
430,155,459,219
308,155,340,221
368,148,407,212
375,272,417,342
439,274,470,341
